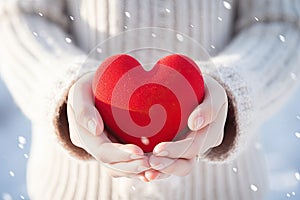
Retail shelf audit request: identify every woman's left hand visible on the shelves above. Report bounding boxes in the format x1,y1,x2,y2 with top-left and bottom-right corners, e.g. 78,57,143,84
144,75,228,181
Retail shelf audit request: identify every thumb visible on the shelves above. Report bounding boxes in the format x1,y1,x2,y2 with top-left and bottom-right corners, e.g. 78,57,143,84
188,75,227,131
68,72,104,136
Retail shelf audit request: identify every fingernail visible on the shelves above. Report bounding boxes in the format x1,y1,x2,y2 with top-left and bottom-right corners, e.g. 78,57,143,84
155,151,169,157
137,166,149,173
87,119,97,135
194,117,204,130
130,154,144,159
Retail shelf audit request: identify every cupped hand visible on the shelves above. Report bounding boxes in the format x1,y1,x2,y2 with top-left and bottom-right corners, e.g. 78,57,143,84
67,72,149,180
145,75,228,181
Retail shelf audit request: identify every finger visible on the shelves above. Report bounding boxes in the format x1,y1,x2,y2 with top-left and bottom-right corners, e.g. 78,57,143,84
67,103,109,148
149,156,195,177
105,158,150,177
154,102,227,159
96,143,145,164
199,103,228,155
68,106,145,163
153,126,209,159
67,103,84,148
179,103,227,158
144,170,170,181
74,124,145,163
105,168,142,179
188,75,228,131
144,169,160,181
68,72,104,136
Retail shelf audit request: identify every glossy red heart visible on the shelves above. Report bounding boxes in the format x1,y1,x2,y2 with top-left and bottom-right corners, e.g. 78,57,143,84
92,54,205,152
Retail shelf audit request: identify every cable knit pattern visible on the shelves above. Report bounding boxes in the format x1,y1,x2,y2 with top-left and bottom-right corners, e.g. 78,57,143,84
0,0,300,199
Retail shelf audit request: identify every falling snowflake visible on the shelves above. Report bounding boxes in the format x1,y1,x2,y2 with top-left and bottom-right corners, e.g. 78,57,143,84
279,34,286,42
18,136,26,144
295,172,300,181
125,12,131,18
232,167,238,173
141,137,149,145
9,171,15,177
165,8,171,13
217,17,223,21
96,48,102,53
250,184,258,192
290,72,297,80
65,37,72,43
69,15,75,21
223,1,232,10
176,34,184,42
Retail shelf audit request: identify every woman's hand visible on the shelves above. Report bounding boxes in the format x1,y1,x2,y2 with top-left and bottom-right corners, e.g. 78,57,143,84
145,75,228,181
67,72,149,180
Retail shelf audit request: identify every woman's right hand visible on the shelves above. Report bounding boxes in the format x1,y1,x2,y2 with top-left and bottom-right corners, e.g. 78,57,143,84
67,72,149,180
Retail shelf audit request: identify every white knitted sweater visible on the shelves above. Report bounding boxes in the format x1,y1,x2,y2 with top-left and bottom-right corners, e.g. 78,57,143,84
1,0,300,199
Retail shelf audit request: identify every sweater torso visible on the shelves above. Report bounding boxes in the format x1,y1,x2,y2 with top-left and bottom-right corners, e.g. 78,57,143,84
66,0,236,56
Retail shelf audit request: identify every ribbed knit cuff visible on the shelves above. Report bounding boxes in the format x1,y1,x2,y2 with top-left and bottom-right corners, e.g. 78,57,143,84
203,67,256,162
50,61,94,160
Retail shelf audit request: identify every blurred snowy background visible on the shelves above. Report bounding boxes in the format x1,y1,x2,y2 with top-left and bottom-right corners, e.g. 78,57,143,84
0,78,31,200
0,76,300,200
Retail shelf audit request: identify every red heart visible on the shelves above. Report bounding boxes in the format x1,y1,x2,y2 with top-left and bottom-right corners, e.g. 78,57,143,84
92,54,205,152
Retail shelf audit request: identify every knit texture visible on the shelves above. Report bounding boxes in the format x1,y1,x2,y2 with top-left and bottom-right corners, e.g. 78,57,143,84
0,0,300,199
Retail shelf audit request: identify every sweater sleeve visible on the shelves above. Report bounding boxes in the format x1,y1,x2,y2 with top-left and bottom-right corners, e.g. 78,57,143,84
0,0,94,159
204,0,300,161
